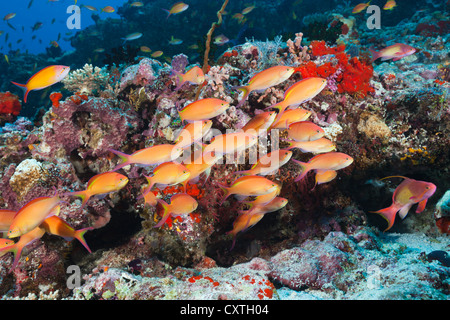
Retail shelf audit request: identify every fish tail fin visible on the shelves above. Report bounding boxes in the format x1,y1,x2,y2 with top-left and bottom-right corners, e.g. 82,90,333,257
172,70,185,91
11,81,29,103
225,229,238,250
217,183,231,204
268,102,287,125
268,101,284,113
178,110,186,124
138,176,155,200
0,243,20,272
65,190,91,211
233,85,250,107
107,148,131,171
154,199,171,228
281,138,294,149
369,47,379,63
74,227,94,253
162,8,171,19
230,234,237,251
144,175,155,192
181,179,189,193
369,204,400,231
292,159,310,182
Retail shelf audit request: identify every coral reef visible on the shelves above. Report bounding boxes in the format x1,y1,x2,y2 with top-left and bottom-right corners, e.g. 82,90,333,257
0,0,448,301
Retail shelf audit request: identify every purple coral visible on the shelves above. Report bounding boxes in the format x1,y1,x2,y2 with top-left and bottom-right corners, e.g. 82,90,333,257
120,58,162,90
33,97,143,160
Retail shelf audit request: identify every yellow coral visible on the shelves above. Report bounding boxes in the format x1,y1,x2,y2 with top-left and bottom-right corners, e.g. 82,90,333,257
400,146,436,164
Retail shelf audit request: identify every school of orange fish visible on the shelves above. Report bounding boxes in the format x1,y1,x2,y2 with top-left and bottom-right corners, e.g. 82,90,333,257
0,0,437,272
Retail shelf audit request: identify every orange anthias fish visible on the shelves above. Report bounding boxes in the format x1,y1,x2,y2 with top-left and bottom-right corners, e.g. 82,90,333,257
240,196,288,216
284,137,336,154
269,77,327,123
293,152,354,182
142,162,190,194
371,176,437,231
218,175,280,204
241,181,281,208
179,98,230,123
163,2,189,19
234,149,292,176
174,120,212,149
182,151,222,189
64,171,129,210
154,193,198,228
11,65,70,103
352,1,371,14
270,108,312,129
0,226,45,271
0,239,14,257
227,212,265,250
383,0,396,10
143,190,159,207
369,43,416,62
203,131,258,156
287,121,325,142
242,111,277,133
234,66,295,107
8,193,63,238
228,197,287,250
315,170,338,186
40,215,93,253
101,6,115,13
109,144,183,171
173,66,205,91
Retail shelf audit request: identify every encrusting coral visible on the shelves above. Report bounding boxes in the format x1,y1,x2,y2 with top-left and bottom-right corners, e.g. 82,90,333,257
62,64,112,96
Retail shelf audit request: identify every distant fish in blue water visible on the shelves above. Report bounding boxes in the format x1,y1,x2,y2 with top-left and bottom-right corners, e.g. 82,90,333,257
163,2,189,19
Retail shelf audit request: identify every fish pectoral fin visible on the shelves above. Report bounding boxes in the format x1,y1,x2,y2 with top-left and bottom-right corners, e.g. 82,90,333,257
416,199,428,213
409,189,427,203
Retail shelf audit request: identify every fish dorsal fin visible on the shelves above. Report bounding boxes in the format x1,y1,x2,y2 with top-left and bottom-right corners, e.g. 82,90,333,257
379,175,409,181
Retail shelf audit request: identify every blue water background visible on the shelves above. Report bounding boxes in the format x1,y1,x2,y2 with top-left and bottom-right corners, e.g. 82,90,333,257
1,0,124,54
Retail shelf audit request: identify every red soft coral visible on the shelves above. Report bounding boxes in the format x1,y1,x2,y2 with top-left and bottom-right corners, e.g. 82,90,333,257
317,62,338,78
0,91,21,115
295,61,318,78
337,56,374,98
306,41,374,98
311,40,346,56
